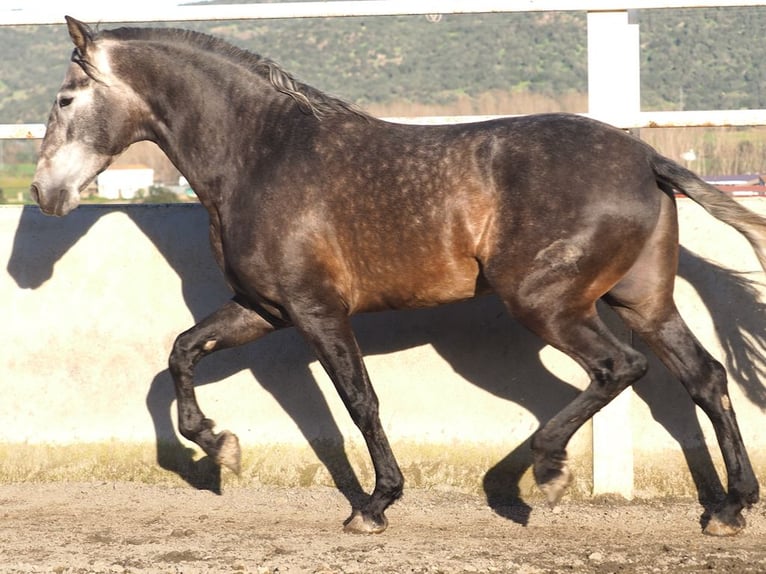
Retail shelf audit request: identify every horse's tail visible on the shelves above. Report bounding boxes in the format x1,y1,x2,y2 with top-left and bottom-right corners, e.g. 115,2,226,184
651,154,766,272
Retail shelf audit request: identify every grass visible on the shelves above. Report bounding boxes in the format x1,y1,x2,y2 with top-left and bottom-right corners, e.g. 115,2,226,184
640,125,766,176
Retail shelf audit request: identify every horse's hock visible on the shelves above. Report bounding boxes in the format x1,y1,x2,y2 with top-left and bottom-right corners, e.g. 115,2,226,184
2,199,765,501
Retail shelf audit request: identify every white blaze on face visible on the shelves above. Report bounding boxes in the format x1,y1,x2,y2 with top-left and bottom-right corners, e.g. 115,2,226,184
32,78,110,215
36,138,105,192
33,38,154,216
32,44,121,215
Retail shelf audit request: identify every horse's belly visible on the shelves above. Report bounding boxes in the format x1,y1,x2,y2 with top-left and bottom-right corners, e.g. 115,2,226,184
349,257,486,312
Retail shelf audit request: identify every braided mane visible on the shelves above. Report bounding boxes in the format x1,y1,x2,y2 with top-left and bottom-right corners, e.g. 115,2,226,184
101,26,368,120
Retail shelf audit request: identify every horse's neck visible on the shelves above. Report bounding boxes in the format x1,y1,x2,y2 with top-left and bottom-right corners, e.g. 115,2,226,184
146,68,283,207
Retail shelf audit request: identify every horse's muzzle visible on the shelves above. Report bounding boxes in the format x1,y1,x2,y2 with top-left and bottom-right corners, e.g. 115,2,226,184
30,183,77,217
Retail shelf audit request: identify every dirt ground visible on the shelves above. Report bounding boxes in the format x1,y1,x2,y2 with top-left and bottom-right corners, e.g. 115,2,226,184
0,482,764,574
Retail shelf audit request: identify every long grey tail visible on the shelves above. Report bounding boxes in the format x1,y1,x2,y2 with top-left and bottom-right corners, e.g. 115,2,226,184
652,154,766,272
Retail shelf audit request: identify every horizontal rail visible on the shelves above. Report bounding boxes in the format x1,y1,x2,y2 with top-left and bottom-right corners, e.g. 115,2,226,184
387,109,766,128
0,124,46,139
7,109,766,141
2,0,766,26
631,109,766,128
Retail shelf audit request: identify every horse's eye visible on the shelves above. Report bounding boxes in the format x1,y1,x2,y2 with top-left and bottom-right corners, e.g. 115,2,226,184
58,96,74,108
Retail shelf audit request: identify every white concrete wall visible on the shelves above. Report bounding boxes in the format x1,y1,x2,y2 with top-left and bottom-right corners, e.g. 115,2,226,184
1,200,764,497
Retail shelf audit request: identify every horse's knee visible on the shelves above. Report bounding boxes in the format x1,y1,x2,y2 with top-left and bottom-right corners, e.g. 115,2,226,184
626,349,649,380
169,329,212,376
614,347,648,383
168,332,192,376
591,348,648,399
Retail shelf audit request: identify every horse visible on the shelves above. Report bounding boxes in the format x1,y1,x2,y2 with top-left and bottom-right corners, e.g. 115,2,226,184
31,16,765,535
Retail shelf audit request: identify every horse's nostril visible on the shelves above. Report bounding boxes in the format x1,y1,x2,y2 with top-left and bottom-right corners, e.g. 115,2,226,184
30,184,40,204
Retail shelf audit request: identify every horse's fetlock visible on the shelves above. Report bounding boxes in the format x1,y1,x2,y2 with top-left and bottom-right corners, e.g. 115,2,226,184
384,477,405,503
533,449,568,484
731,479,760,507
178,424,197,442
202,417,216,430
535,460,573,507
178,413,214,442
530,429,547,454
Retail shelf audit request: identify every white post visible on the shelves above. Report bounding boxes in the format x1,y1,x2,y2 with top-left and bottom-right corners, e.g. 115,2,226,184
588,10,641,124
587,10,640,499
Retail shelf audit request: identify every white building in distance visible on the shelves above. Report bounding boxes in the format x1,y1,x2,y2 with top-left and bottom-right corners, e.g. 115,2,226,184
97,165,154,200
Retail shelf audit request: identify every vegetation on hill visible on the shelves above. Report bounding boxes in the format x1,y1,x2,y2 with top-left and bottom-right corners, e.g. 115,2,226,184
640,7,766,111
2,4,766,202
2,6,766,123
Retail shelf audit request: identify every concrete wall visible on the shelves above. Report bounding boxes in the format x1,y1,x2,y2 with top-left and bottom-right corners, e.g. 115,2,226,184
1,200,764,502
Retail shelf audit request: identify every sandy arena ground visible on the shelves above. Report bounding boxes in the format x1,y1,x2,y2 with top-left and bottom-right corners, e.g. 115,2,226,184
0,481,765,573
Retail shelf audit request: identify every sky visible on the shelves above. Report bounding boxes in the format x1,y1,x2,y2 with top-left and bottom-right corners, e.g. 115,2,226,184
2,0,198,20
7,0,188,9
1,1,213,25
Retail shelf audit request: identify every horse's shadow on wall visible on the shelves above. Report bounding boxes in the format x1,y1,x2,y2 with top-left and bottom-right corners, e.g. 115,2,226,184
7,204,766,525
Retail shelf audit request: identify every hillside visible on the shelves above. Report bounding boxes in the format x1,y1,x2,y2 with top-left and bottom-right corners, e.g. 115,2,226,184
1,5,766,123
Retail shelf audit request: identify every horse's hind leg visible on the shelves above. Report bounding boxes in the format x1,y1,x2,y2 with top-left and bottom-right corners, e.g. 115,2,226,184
485,241,650,507
607,293,759,535
603,195,759,535
168,297,280,473
518,306,648,506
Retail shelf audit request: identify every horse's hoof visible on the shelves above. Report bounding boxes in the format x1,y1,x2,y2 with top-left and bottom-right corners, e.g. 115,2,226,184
343,510,388,534
538,466,573,508
704,512,746,537
214,431,241,475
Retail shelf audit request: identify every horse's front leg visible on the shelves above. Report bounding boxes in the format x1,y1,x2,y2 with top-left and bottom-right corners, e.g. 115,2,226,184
168,297,280,473
291,308,404,534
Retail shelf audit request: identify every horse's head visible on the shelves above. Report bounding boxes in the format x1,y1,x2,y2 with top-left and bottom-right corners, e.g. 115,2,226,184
31,17,150,216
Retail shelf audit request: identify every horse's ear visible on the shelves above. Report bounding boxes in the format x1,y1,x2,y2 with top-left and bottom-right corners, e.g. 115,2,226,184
65,16,94,55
